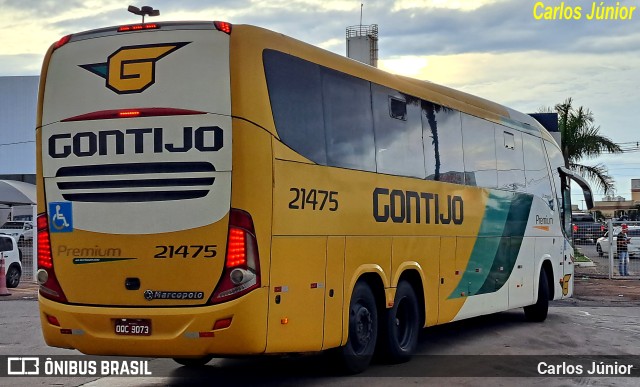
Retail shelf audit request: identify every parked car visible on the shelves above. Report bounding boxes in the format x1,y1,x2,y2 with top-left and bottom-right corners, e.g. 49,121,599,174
0,234,22,288
571,212,604,244
0,220,33,244
596,226,640,258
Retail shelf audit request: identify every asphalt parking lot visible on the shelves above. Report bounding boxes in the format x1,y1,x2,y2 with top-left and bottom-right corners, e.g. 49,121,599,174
1,273,640,386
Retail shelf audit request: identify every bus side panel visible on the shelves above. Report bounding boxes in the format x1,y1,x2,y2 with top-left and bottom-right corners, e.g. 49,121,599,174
508,236,536,308
267,236,326,352
438,237,464,324
323,236,346,349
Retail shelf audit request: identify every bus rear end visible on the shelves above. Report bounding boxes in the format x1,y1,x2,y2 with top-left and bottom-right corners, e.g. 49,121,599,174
36,21,267,358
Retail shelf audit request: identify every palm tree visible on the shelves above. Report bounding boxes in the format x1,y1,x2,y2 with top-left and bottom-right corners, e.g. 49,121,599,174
544,98,622,195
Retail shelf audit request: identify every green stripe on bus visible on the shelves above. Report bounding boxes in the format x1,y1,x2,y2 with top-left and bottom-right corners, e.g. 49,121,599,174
448,191,533,299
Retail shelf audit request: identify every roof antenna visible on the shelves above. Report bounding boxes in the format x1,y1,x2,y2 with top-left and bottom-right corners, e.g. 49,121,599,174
127,5,160,23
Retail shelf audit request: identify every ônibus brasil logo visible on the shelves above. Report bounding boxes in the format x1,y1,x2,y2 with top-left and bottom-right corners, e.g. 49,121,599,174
79,42,190,94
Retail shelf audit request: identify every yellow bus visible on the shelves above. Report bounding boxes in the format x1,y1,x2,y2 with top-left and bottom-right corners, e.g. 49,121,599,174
36,20,593,372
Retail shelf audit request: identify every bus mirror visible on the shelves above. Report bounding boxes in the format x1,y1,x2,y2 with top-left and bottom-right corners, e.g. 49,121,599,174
558,167,594,209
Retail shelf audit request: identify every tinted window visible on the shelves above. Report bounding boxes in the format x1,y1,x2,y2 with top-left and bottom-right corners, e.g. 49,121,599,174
0,236,12,252
545,140,565,210
422,101,465,184
496,127,525,191
322,69,376,171
572,214,595,222
545,140,571,235
372,85,425,178
523,134,554,209
461,113,497,188
263,50,327,164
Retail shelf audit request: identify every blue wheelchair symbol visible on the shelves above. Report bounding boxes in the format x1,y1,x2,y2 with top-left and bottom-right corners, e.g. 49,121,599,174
49,202,73,233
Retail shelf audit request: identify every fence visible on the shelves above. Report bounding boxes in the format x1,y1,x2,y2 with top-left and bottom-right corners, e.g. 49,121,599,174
572,219,640,279
17,236,34,282
603,220,640,278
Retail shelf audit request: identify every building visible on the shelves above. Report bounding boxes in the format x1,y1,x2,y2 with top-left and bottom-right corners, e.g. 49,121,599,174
592,187,640,220
0,76,38,222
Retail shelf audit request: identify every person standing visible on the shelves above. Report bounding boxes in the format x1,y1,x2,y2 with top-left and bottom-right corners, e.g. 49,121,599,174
618,224,631,276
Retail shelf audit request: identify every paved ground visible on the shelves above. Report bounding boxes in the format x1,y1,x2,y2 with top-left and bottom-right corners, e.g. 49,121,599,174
2,267,640,386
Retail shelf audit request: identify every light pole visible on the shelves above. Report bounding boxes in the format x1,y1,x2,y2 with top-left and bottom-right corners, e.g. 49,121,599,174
127,5,160,23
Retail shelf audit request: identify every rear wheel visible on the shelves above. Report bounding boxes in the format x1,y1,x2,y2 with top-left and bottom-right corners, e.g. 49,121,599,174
6,265,21,288
524,270,549,322
596,243,603,257
172,356,213,367
380,280,420,363
336,281,378,374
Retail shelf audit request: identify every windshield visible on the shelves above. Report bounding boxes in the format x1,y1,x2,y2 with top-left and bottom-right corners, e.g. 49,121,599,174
0,222,25,229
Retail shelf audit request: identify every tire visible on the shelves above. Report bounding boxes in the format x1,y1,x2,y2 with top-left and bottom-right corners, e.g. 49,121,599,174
596,244,603,257
172,355,213,367
379,280,420,363
524,269,549,322
337,281,378,374
6,264,21,288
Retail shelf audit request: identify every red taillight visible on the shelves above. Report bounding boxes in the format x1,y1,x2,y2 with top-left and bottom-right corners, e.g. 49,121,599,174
573,224,578,232
118,23,159,32
62,107,205,122
37,213,68,303
118,110,141,118
210,209,260,304
53,35,72,50
214,21,232,34
37,214,53,269
226,228,247,268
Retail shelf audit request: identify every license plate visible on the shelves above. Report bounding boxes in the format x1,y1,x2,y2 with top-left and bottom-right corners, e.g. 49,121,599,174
115,319,151,336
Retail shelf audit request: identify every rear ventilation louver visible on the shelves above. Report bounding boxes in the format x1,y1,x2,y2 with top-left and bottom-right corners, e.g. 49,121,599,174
55,162,215,202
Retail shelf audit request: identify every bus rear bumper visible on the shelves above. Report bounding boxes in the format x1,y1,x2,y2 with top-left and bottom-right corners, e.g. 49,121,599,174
38,288,268,357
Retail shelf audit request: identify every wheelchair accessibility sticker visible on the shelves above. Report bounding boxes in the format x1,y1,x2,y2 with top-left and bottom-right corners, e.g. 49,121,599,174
49,202,73,233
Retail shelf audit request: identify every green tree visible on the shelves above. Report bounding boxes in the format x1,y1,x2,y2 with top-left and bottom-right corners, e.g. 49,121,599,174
545,98,622,195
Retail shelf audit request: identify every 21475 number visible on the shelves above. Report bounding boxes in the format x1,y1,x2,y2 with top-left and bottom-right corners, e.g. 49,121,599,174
288,188,338,211
154,245,217,258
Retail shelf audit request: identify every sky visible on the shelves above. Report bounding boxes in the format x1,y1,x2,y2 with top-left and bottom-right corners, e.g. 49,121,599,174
1,0,638,207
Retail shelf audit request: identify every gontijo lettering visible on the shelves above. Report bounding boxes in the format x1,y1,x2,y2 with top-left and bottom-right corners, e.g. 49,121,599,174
48,126,223,158
373,187,464,224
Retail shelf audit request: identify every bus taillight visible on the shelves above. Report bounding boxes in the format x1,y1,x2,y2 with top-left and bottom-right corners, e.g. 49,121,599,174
214,21,232,34
37,213,68,303
210,209,260,304
53,35,72,51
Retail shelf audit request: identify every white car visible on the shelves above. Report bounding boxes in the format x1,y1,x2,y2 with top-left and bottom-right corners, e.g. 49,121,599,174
0,221,33,244
596,226,640,258
0,234,22,288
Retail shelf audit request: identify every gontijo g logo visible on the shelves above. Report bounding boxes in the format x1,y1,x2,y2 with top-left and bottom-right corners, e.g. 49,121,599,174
80,42,190,94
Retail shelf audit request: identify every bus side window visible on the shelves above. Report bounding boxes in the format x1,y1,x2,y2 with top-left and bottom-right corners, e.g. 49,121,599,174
321,68,376,172
523,134,554,209
372,85,425,179
461,113,498,189
544,140,572,235
496,128,525,192
421,101,464,184
263,50,328,165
